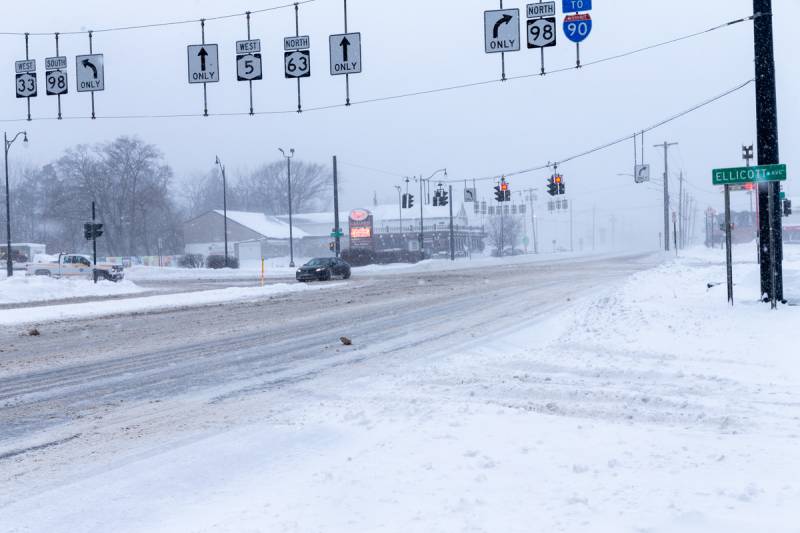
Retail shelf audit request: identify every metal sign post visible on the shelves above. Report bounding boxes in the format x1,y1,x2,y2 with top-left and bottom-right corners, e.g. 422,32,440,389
484,5,521,81
724,184,734,305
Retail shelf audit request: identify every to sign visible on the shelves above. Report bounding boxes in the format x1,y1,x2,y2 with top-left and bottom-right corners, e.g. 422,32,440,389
187,44,219,84
76,54,105,92
236,40,262,82
484,9,521,53
527,2,556,18
285,50,311,78
329,32,362,75
563,0,592,12
712,164,787,186
564,13,592,43
527,17,557,48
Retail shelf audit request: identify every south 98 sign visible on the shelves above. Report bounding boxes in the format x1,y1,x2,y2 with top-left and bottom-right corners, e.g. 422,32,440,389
527,17,557,48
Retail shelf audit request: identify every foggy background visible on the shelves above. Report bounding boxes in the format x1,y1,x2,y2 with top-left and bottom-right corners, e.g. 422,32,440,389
1,0,798,253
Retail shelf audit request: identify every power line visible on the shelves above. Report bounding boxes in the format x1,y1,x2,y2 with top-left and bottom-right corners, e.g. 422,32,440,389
0,0,316,37
0,13,756,124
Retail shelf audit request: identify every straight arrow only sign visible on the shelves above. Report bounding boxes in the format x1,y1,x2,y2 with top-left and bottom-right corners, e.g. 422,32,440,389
187,44,220,84
329,32,362,76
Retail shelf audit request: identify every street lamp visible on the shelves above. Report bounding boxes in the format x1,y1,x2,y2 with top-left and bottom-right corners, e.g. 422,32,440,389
394,185,402,233
415,168,447,255
214,156,229,268
279,148,296,268
4,131,28,277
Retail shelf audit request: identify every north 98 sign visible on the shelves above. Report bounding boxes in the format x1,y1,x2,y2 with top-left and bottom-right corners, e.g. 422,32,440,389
527,17,557,48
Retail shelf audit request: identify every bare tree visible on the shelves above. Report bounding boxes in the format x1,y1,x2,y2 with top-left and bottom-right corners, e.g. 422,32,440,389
235,160,331,215
486,214,524,256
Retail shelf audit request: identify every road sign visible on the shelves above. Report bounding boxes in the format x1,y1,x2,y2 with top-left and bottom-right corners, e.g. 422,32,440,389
329,32,362,75
330,230,344,238
564,13,592,43
484,9,521,53
15,73,37,98
563,0,592,12
285,35,311,50
15,60,37,98
236,41,263,82
527,17,557,48
635,164,650,184
187,44,219,84
45,56,68,96
284,50,311,78
712,164,787,186
76,54,105,92
465,188,476,202
528,2,556,18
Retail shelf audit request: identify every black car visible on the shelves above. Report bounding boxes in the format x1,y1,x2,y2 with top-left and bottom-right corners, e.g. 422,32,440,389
296,257,351,282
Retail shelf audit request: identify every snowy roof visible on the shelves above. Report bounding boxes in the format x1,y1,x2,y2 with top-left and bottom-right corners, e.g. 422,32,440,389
361,203,464,222
214,210,308,239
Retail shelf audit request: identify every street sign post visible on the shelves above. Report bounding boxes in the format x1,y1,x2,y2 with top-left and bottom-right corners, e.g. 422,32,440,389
484,9,521,53
187,44,219,84
285,50,311,78
15,60,37,98
76,54,105,92
329,33,362,75
45,56,68,96
236,40,263,81
712,164,787,186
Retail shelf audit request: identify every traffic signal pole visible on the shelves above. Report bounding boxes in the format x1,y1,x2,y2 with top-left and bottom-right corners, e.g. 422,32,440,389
753,0,783,305
332,155,341,258
448,185,455,261
654,141,678,252
92,201,98,284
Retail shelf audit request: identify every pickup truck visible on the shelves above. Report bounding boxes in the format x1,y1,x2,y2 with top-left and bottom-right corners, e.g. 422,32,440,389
27,254,125,282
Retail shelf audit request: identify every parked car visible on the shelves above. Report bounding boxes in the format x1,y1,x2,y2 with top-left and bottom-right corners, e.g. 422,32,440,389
296,257,351,282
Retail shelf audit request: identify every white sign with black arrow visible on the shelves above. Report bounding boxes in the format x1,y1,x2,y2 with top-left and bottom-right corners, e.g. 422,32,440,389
187,44,219,84
484,9,521,53
329,32,362,75
76,54,104,92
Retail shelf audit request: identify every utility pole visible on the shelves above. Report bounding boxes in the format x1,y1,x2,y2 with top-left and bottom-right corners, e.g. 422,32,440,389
678,171,684,249
214,156,229,268
524,189,539,254
4,130,28,277
753,0,783,305
654,141,678,252
448,185,455,261
418,176,424,254
279,148,296,268
332,156,342,258
569,200,574,253
92,201,98,284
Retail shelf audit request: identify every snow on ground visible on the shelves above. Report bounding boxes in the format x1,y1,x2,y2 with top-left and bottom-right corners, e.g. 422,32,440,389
4,246,800,532
125,256,311,281
0,282,342,327
0,276,144,305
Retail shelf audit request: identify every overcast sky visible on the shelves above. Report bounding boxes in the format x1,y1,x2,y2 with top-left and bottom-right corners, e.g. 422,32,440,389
2,0,798,248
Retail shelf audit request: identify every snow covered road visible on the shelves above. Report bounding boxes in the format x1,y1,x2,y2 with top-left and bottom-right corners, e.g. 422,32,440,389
2,250,798,532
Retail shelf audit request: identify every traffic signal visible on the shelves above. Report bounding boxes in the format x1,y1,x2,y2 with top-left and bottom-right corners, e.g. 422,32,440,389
494,186,504,202
547,177,557,196
554,175,565,195
329,242,335,252
402,193,415,209
439,190,449,207
785,199,793,217
504,190,511,202
93,223,104,238
84,223,93,241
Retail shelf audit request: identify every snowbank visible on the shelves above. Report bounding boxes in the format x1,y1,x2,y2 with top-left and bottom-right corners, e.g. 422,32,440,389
0,282,342,326
0,276,145,305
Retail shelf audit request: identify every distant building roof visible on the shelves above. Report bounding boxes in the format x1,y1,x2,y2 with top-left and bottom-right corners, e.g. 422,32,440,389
214,210,308,239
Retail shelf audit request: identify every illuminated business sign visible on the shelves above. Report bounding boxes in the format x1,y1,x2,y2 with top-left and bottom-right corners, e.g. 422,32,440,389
349,209,374,248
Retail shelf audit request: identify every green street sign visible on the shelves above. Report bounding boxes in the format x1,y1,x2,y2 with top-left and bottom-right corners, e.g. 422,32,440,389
780,191,786,201
712,164,787,186
330,231,344,238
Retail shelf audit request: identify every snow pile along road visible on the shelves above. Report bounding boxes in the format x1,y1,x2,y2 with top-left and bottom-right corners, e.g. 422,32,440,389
0,275,145,305
0,281,342,326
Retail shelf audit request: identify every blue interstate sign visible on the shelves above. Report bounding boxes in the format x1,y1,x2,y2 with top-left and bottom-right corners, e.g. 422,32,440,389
564,13,592,43
562,0,592,13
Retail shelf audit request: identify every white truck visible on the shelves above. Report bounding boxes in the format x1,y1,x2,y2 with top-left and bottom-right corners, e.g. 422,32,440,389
27,253,125,282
